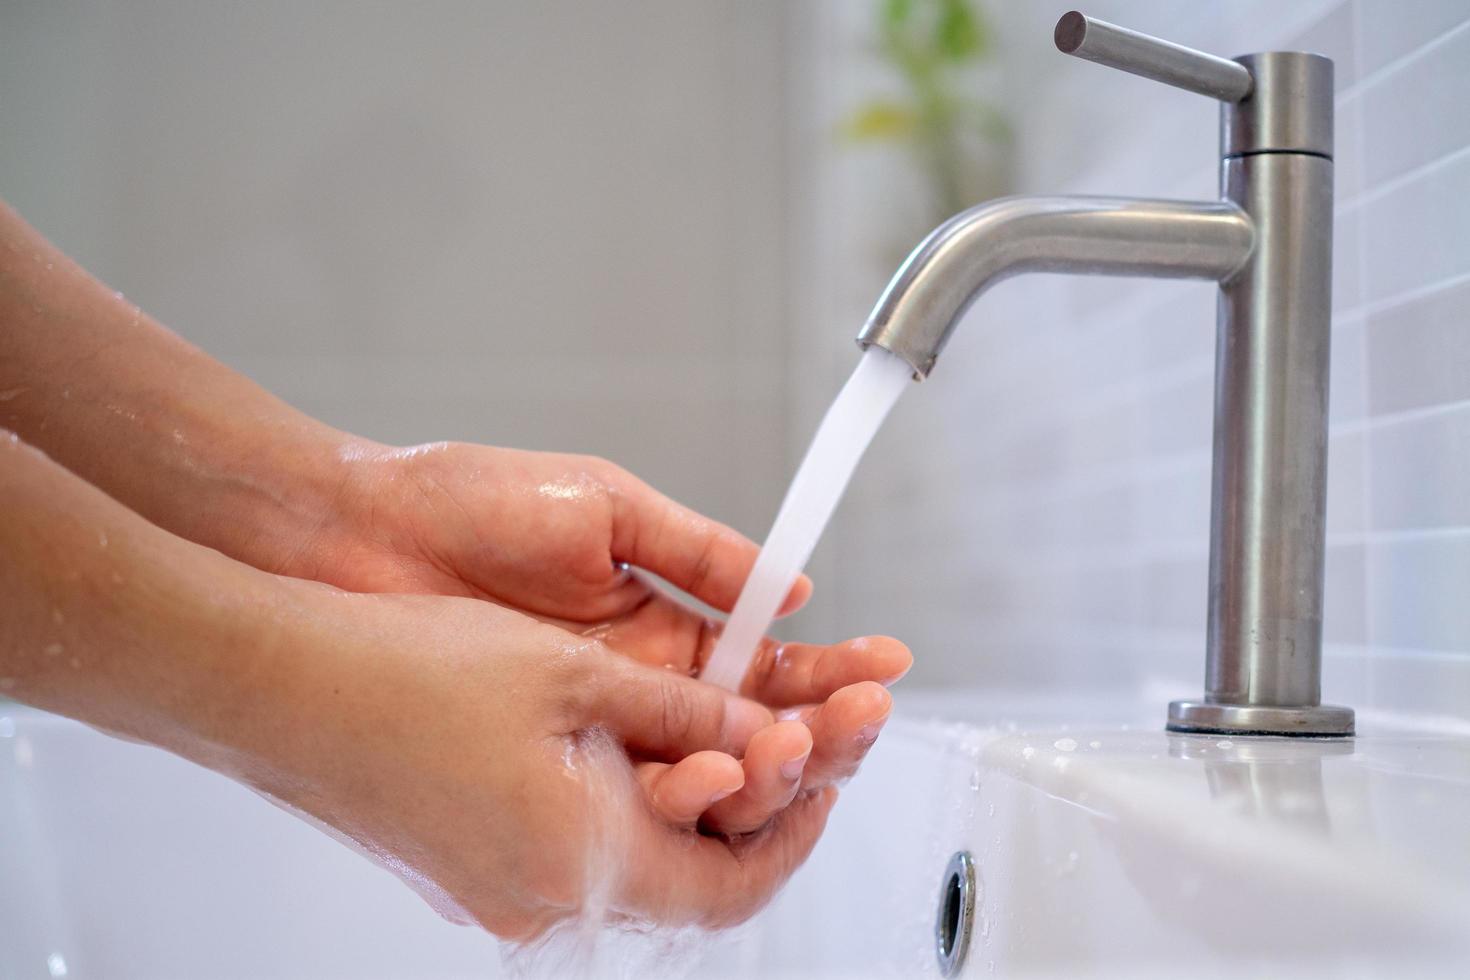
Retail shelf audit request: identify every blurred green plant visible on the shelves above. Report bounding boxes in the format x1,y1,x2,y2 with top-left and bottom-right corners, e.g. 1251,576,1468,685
840,0,1011,219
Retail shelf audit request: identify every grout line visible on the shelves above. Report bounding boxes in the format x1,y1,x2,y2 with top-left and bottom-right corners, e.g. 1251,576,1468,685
1333,395,1470,437
1328,526,1470,546
1359,268,1470,319
1338,143,1470,215
1335,14,1470,104
925,525,1468,582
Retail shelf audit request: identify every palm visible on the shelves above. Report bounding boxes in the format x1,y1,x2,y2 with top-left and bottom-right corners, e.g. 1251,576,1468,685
304,441,909,794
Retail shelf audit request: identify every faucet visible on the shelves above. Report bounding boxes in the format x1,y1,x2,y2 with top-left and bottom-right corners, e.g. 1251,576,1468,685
857,12,1353,737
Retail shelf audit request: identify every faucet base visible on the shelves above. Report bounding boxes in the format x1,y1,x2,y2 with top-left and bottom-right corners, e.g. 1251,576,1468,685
1167,701,1355,738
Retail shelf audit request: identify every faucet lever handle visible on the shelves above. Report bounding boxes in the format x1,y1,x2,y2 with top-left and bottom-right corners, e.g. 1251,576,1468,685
1054,11,1253,103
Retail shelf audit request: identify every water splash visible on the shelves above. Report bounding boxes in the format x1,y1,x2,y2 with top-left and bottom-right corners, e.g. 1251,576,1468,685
500,729,733,979
702,348,913,689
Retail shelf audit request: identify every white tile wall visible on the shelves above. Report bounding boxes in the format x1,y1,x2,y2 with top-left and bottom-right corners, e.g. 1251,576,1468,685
788,0,1470,721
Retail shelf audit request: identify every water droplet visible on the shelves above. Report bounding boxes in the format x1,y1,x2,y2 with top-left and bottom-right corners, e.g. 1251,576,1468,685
1216,740,1234,749
1088,739,1102,750
987,801,996,817
1020,746,1035,761
47,952,67,977
969,770,981,791
1053,737,1078,752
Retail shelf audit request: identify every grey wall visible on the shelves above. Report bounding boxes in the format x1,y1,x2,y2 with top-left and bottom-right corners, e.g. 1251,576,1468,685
791,0,1470,721
0,0,793,542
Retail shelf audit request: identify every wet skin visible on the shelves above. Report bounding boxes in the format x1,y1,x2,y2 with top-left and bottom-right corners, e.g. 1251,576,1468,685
285,443,912,834
0,199,912,935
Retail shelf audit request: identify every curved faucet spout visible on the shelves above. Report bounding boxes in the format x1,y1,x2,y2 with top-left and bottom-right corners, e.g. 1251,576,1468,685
856,196,1254,378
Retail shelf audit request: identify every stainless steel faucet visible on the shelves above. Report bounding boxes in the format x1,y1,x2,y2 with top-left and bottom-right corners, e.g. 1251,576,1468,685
857,11,1353,737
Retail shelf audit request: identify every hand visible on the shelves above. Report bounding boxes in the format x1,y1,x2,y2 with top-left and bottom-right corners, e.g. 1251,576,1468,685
295,442,801,622
1,430,833,942
224,584,837,941
287,442,912,829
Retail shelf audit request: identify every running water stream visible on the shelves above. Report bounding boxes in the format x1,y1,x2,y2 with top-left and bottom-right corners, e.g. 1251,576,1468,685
701,347,914,691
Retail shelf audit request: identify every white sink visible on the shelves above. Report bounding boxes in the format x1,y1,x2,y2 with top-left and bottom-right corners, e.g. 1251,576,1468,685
3,691,1468,978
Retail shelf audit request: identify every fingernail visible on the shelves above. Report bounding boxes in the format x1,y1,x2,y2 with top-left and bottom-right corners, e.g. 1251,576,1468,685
708,785,740,807
779,751,810,781
857,718,888,744
881,662,913,685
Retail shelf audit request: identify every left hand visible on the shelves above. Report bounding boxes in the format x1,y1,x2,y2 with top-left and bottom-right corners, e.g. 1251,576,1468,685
283,441,913,830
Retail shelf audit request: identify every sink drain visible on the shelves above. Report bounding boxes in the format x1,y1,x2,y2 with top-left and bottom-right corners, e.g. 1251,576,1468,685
935,851,976,977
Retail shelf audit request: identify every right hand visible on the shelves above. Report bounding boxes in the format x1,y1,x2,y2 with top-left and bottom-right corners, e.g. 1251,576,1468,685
219,582,838,941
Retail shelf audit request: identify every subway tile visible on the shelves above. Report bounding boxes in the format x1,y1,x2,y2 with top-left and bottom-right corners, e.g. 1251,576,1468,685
1360,22,1470,185
1366,532,1470,652
825,0,1470,698
1367,404,1470,529
1358,147,1470,302
1324,541,1368,643
1332,204,1362,312
1326,429,1367,534
1355,0,1470,76
1330,314,1367,423
1366,276,1470,414
1359,647,1470,722
1334,94,1363,202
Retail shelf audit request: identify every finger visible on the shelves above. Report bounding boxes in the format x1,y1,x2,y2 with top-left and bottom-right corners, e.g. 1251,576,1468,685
605,467,812,616
636,752,745,828
590,655,774,761
622,785,839,928
702,721,812,835
796,681,892,789
741,635,912,707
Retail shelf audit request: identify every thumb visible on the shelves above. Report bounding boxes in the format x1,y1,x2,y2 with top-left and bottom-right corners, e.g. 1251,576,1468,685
589,656,774,761
604,465,812,616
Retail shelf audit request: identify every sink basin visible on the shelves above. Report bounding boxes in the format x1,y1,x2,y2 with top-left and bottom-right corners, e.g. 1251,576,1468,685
3,691,1468,978
754,689,1470,978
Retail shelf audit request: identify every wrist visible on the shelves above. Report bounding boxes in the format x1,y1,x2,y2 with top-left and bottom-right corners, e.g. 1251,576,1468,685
183,422,382,580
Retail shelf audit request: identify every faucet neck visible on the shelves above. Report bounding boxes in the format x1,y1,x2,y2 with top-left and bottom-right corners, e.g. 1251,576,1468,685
857,196,1253,379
